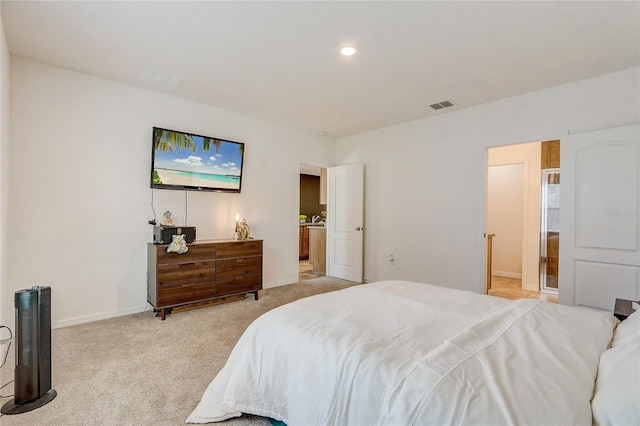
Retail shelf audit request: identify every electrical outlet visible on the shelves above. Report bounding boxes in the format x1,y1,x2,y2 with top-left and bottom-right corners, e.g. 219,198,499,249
389,254,395,265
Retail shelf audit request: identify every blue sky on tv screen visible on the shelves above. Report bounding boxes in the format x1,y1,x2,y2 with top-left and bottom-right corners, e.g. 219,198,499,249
154,134,243,177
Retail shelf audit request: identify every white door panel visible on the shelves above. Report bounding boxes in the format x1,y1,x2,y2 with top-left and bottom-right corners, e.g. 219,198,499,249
328,164,364,283
559,124,640,309
574,261,639,310
575,142,638,250
334,239,355,266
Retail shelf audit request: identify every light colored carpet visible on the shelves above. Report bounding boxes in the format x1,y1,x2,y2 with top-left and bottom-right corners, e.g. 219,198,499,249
0,276,359,426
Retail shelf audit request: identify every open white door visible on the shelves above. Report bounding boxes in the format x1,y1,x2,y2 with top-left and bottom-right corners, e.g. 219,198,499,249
559,124,640,309
327,164,364,283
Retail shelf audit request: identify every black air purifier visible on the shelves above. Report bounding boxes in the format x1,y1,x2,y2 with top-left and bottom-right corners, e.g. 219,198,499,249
1,286,57,415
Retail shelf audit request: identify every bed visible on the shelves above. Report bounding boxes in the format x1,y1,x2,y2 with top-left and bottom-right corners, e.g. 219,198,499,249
187,280,639,425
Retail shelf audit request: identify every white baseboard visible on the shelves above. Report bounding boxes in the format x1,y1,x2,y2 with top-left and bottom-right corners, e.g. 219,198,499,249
53,280,299,329
263,278,298,289
52,304,150,329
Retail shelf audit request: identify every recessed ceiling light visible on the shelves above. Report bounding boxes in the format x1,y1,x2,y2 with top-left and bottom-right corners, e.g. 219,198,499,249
340,46,356,56
318,131,327,136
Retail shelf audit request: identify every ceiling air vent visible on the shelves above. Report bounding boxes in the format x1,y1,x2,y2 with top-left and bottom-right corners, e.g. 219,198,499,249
429,100,455,110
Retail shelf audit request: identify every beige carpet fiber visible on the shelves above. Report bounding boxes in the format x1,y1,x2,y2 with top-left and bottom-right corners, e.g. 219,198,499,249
0,277,359,426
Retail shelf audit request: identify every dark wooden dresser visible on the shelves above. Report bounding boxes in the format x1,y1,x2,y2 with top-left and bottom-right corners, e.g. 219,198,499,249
147,239,263,320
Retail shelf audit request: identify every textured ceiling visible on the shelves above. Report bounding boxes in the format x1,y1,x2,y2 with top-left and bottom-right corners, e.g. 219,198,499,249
2,1,639,138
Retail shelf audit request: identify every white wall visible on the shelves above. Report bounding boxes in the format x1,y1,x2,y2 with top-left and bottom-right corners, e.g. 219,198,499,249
3,57,335,329
0,8,10,326
487,164,524,279
336,67,640,294
487,142,541,291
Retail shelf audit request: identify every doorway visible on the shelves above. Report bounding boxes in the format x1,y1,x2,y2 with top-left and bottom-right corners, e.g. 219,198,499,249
298,163,327,282
486,142,558,303
297,163,365,284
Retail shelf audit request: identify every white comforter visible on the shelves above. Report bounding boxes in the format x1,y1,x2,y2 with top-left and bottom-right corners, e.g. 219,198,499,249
187,280,617,425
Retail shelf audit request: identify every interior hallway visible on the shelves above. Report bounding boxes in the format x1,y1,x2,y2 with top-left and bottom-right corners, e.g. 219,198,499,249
489,276,557,303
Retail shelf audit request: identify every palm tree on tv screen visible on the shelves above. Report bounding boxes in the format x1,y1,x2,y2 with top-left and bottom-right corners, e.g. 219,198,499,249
154,129,238,156
154,129,196,153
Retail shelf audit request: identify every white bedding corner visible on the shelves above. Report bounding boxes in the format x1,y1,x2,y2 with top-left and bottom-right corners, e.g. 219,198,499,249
187,280,617,425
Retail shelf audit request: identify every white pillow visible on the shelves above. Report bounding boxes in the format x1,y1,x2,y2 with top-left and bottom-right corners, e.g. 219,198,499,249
611,310,640,347
592,341,640,426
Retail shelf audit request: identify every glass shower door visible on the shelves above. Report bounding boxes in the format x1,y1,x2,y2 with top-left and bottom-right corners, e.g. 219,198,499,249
540,169,560,292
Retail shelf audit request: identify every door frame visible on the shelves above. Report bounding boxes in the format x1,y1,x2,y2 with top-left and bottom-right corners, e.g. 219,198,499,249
486,143,542,292
539,168,560,294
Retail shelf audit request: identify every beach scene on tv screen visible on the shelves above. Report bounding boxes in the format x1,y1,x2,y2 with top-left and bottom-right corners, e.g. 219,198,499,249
153,129,243,190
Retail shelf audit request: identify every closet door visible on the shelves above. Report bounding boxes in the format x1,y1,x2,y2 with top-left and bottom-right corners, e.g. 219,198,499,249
559,124,639,309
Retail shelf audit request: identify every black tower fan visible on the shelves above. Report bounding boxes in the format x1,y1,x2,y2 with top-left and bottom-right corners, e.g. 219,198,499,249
1,286,57,415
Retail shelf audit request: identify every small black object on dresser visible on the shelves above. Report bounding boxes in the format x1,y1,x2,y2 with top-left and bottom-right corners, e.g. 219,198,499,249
153,225,196,244
614,298,637,322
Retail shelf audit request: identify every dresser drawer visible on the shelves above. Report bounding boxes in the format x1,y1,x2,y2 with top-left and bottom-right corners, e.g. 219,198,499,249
157,281,216,306
216,274,261,296
157,261,215,285
216,256,261,279
216,241,263,259
192,281,217,301
156,243,217,265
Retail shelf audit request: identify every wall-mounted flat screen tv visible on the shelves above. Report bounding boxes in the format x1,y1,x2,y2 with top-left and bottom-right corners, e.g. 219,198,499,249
151,127,244,193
